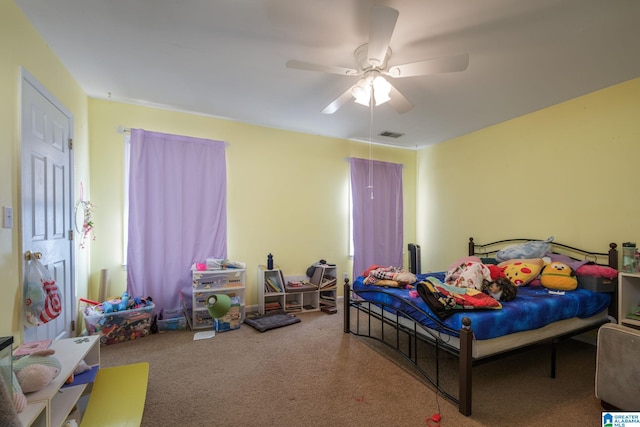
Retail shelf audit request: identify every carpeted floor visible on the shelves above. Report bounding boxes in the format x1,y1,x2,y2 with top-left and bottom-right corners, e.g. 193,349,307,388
100,305,607,427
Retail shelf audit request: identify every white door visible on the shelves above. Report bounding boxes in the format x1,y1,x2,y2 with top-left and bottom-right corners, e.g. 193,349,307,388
21,69,75,342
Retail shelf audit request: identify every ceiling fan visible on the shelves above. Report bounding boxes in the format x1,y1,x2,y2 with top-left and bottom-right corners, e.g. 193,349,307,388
286,5,469,114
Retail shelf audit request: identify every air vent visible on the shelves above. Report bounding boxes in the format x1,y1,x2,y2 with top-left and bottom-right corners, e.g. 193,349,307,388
378,131,404,138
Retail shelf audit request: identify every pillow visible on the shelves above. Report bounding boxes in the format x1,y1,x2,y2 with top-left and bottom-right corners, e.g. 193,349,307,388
498,258,545,286
540,261,578,291
244,312,301,332
495,237,554,262
575,264,618,279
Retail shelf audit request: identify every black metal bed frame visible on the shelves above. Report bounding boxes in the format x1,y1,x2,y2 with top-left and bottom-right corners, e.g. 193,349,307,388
343,237,618,416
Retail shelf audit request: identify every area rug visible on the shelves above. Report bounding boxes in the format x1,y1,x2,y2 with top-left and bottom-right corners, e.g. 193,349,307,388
244,312,301,332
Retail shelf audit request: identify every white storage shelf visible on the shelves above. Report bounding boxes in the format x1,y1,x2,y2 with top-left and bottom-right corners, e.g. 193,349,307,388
310,265,338,312
282,273,320,313
257,265,338,314
18,335,100,427
257,266,286,315
183,267,246,330
618,272,640,329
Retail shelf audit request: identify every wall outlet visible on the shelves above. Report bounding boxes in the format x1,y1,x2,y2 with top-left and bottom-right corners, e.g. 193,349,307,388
3,206,12,229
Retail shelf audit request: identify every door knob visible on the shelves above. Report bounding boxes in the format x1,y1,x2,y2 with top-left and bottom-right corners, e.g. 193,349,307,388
24,251,42,261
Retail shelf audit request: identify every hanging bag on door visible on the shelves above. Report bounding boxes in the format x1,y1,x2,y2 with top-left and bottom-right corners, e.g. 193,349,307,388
23,258,63,327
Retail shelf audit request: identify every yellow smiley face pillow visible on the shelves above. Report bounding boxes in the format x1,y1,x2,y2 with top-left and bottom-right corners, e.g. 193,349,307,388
540,261,578,291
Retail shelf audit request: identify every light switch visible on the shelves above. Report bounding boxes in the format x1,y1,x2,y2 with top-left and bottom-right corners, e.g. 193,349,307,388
3,206,13,229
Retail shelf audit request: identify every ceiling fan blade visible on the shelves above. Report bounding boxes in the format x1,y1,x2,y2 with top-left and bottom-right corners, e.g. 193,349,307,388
321,87,355,114
386,53,469,78
286,60,359,76
388,84,414,114
367,6,399,67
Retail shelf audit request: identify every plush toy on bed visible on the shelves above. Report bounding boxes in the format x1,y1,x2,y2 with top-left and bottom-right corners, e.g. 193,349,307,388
540,261,578,291
498,258,545,286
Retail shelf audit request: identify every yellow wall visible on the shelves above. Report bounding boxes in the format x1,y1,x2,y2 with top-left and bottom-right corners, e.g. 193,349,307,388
5,0,640,339
0,0,90,341
417,77,640,271
88,100,417,307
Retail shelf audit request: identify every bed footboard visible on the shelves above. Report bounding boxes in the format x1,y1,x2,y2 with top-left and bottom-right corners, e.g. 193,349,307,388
343,278,474,415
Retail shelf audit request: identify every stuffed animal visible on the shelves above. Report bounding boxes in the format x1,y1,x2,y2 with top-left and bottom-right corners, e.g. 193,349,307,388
498,258,545,286
11,348,62,413
486,264,507,281
540,261,578,291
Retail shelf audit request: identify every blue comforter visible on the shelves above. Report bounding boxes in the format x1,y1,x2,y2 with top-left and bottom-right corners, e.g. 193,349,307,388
352,272,611,340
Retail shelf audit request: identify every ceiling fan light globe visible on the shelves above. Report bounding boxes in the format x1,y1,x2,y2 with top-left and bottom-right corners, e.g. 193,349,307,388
352,81,371,106
354,95,371,107
372,76,390,92
372,76,391,105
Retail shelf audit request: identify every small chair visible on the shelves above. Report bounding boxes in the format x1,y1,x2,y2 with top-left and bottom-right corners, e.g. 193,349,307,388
595,323,640,410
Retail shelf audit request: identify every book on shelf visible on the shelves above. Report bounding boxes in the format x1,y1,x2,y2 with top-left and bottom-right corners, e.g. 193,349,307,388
287,280,303,288
285,280,317,292
264,277,283,293
265,301,282,310
318,276,337,289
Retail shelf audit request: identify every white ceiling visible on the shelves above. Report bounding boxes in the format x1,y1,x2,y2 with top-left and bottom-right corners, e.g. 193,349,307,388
15,0,640,149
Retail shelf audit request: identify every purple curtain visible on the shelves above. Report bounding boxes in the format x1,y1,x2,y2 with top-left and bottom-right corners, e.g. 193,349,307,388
127,129,227,313
350,157,403,278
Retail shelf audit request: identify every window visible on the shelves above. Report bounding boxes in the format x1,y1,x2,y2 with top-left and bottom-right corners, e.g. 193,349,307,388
349,157,403,277
125,129,227,313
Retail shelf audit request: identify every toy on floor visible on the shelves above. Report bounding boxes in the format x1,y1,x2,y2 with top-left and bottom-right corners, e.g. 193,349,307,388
426,413,441,427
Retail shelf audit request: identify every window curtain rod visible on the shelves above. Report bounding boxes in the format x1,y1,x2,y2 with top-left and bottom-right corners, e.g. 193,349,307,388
344,157,405,168
117,126,230,147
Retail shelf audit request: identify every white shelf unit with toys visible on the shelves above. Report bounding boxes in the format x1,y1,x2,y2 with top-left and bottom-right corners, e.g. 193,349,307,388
182,267,246,330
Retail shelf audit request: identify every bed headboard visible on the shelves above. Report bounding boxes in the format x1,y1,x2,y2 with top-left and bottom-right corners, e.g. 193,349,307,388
468,237,618,269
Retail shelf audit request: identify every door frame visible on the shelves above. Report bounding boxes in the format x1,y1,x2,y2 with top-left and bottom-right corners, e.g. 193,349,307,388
20,67,76,340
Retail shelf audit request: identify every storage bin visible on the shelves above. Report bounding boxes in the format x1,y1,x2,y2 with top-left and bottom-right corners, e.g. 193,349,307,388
193,310,214,328
162,308,182,319
577,276,616,293
192,270,244,290
84,303,154,345
158,316,186,332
